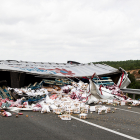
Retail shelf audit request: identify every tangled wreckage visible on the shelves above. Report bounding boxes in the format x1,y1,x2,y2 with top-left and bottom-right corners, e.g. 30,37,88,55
0,60,139,118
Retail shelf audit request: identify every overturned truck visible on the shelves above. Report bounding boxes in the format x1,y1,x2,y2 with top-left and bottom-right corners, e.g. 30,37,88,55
0,60,131,104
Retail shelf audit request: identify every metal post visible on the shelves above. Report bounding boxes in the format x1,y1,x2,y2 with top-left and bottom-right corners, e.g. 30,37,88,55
133,94,135,100
10,72,20,88
10,72,25,88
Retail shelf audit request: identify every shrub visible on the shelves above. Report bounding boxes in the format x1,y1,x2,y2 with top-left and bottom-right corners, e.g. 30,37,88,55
138,70,140,74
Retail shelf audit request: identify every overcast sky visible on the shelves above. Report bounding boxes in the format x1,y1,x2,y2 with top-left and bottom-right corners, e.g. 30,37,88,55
0,0,140,63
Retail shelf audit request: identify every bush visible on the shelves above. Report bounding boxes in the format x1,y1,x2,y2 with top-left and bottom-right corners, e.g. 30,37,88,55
138,70,140,74
128,73,140,89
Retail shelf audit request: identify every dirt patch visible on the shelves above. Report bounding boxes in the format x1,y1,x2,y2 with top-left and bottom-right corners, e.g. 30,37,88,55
126,69,140,79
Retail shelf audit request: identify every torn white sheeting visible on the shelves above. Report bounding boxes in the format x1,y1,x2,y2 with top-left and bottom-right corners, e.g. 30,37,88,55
7,107,32,113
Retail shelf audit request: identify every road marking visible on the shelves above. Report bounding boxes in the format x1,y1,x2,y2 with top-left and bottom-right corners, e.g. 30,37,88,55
71,116,139,140
111,107,140,114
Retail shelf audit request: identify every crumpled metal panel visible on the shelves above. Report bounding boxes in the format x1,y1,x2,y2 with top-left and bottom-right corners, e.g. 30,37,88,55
0,60,120,77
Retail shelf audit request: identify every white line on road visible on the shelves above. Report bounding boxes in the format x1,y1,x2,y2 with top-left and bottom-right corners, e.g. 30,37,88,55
71,116,139,140
111,107,140,114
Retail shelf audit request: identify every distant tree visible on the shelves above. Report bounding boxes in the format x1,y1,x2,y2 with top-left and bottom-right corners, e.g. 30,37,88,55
128,73,136,83
128,73,140,89
92,60,140,71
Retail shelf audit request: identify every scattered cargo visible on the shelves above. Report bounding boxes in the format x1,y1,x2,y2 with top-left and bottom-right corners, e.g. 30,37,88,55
0,75,139,120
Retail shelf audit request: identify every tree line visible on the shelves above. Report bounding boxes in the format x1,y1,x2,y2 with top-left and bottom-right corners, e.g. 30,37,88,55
93,60,140,70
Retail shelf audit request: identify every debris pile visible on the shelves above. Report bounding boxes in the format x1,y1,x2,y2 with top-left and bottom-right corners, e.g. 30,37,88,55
0,78,140,119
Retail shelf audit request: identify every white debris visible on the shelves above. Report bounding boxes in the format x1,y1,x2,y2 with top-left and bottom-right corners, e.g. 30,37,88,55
59,114,71,120
41,104,50,113
79,113,87,119
90,106,96,112
2,111,12,117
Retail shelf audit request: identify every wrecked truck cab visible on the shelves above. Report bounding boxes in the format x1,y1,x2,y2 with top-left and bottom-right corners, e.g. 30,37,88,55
117,67,131,89
86,69,131,104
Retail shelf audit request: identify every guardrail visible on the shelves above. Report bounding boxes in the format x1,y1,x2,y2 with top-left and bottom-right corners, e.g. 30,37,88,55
120,88,140,99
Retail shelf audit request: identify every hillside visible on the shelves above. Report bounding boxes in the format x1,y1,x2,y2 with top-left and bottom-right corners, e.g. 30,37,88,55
126,69,140,80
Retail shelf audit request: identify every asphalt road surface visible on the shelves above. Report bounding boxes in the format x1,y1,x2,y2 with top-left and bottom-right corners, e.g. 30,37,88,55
0,105,140,140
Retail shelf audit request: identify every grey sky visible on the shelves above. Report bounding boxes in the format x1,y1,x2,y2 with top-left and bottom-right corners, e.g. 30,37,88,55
0,0,140,63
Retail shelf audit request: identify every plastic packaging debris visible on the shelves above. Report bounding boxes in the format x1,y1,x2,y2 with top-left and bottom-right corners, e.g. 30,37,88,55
79,113,87,119
18,113,23,115
32,104,42,112
45,96,53,104
59,114,71,120
98,109,106,115
120,101,126,106
90,105,111,115
49,94,57,100
41,105,50,113
90,106,96,112
2,111,12,117
73,107,80,114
